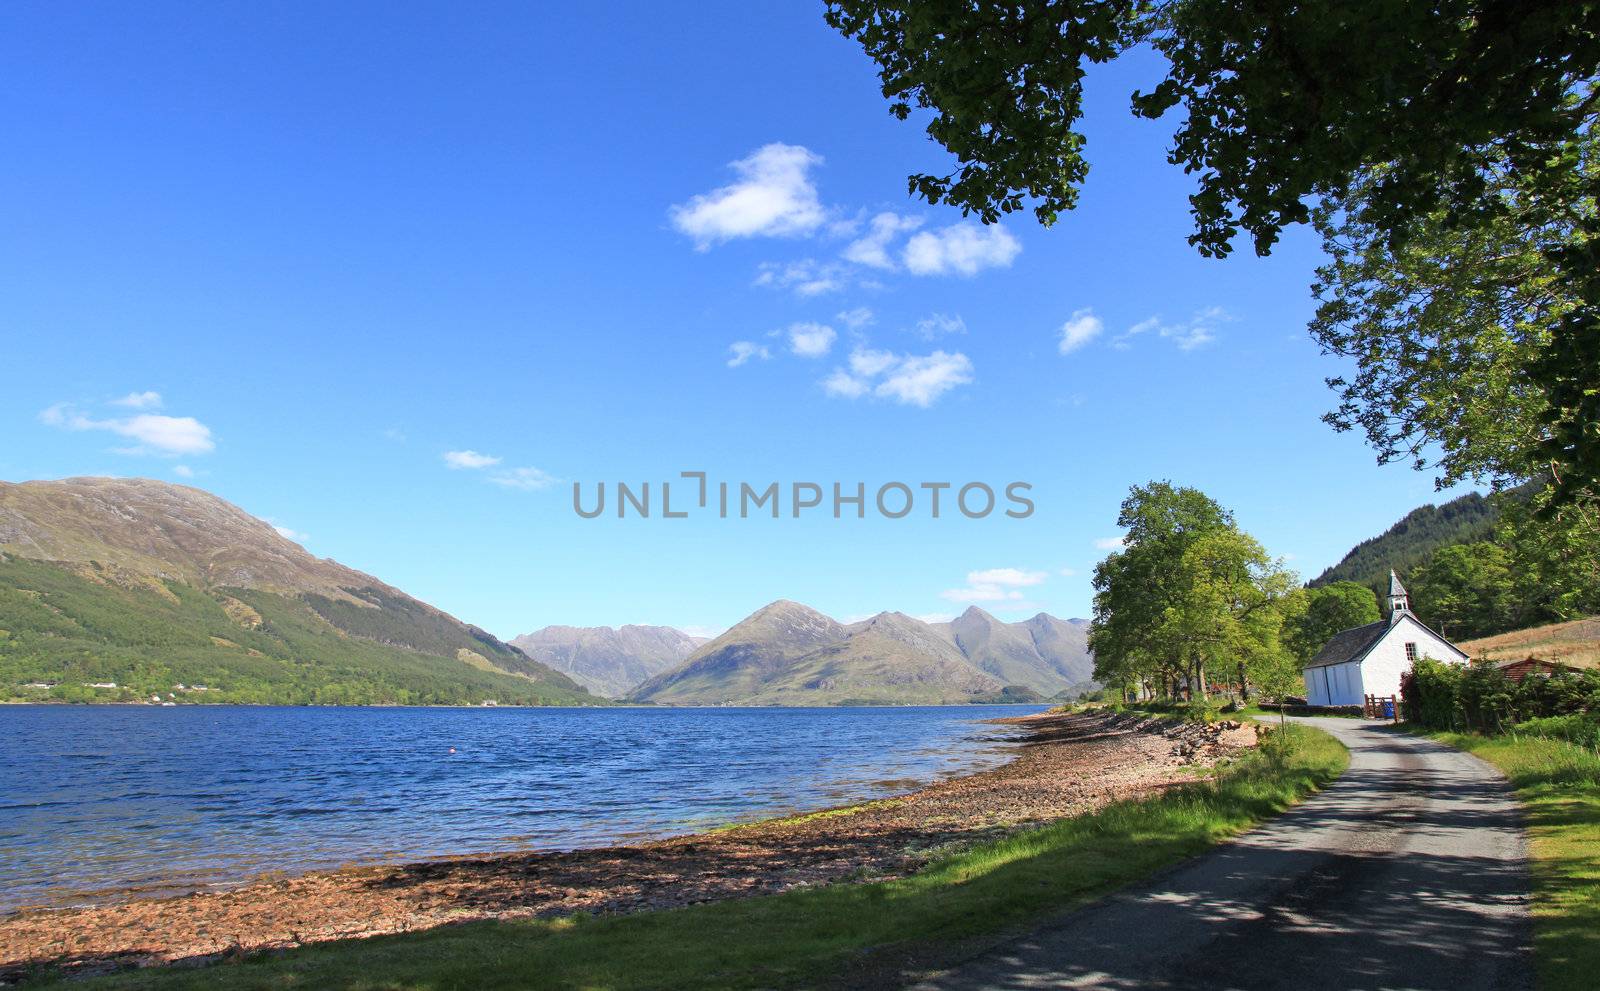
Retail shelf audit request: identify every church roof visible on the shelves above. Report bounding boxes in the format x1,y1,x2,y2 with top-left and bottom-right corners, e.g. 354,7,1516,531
1389,570,1408,598
1305,620,1389,670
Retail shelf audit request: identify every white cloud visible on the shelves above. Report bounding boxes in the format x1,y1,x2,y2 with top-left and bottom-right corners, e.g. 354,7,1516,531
835,306,875,330
1095,536,1126,551
1058,567,1078,577
843,212,923,269
670,143,826,249
875,351,974,407
966,568,1047,587
1114,308,1227,351
903,222,1021,276
940,585,1020,603
941,567,1048,604
914,612,956,625
173,465,195,478
754,258,846,296
916,313,967,339
825,347,974,407
787,322,837,358
821,367,871,399
1058,308,1103,354
1113,316,1162,350
678,624,725,640
443,449,502,470
727,341,772,368
490,467,559,491
271,523,309,543
41,403,215,456
111,391,163,409
848,347,899,377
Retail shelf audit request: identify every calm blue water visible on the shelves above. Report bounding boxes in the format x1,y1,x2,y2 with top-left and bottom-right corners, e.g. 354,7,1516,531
0,704,1040,913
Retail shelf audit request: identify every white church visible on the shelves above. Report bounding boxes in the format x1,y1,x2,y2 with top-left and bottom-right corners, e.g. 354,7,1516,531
1303,571,1469,707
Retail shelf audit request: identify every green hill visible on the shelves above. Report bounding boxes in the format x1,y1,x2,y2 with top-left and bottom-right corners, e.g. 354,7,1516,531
1310,491,1500,595
0,478,597,706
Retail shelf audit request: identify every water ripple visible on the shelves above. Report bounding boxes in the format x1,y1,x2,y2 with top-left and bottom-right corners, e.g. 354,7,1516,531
0,704,1038,912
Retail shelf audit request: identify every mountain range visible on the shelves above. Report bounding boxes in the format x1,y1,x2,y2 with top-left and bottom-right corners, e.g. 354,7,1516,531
0,477,595,705
1,477,1095,707
627,600,1094,706
510,625,706,698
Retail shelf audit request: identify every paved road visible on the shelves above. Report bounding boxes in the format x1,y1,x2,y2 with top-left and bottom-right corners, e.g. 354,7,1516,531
911,718,1531,991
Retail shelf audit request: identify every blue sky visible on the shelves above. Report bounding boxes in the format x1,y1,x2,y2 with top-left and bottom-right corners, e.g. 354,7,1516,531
0,2,1470,638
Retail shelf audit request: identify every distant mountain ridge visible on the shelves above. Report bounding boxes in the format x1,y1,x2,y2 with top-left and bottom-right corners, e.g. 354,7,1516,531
511,624,706,698
0,477,595,705
629,601,1093,706
934,607,1094,695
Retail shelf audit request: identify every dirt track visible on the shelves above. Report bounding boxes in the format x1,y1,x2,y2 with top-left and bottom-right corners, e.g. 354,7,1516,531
913,717,1530,991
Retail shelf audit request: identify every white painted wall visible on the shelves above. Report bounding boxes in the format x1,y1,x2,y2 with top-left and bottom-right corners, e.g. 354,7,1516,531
1359,614,1466,700
1305,660,1364,706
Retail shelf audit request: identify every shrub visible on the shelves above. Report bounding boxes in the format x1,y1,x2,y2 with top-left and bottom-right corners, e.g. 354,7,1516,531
1404,658,1600,732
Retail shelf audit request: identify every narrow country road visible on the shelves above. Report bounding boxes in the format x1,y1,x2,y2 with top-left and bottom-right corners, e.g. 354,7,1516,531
911,717,1531,991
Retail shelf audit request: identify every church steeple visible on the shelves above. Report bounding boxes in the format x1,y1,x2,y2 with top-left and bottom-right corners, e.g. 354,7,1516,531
1387,569,1410,626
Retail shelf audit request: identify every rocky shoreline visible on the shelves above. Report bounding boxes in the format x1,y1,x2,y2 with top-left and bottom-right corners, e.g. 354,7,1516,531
0,710,1255,981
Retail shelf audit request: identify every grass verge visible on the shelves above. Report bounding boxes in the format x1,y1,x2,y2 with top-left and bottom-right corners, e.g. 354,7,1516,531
53,725,1347,991
1428,730,1600,991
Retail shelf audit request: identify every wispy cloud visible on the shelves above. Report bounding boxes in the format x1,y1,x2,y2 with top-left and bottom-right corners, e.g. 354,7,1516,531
489,467,559,491
173,465,195,478
670,143,826,249
754,258,847,296
836,306,875,330
787,322,836,358
269,521,309,543
916,313,967,339
968,568,1048,587
110,391,163,409
903,222,1021,276
1058,308,1103,354
940,567,1048,603
1114,308,1228,351
1094,536,1126,551
41,402,215,456
445,450,558,492
843,212,923,269
823,347,974,407
443,449,502,470
727,341,772,368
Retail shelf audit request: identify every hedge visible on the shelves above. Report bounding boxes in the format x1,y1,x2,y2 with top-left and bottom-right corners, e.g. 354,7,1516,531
1402,658,1600,734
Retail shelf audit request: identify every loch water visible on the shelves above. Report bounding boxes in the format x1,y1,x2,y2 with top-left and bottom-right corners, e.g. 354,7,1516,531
0,703,1042,913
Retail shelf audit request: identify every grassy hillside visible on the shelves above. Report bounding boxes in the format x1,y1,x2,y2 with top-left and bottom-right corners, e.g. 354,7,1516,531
1311,490,1499,593
1458,617,1600,670
0,555,593,706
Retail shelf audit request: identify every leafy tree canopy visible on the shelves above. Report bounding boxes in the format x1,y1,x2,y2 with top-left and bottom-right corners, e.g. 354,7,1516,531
1090,482,1296,699
826,0,1600,505
1285,582,1382,665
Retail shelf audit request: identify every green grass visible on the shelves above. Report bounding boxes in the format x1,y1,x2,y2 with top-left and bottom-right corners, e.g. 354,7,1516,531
1429,730,1600,991
51,725,1347,991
